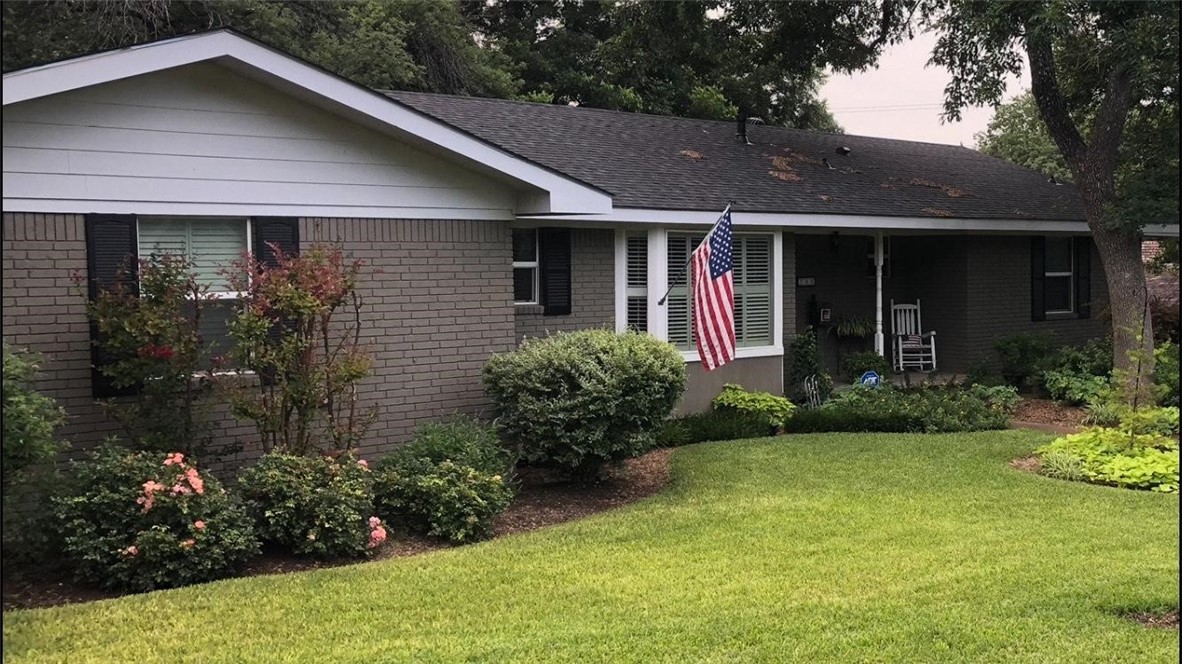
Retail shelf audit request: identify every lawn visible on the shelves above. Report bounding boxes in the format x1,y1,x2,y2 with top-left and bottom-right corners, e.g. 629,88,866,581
4,430,1178,663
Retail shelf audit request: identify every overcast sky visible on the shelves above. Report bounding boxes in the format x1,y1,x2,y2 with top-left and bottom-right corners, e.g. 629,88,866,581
821,31,1030,147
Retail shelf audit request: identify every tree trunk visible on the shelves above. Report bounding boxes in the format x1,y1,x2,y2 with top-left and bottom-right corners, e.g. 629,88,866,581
1076,186,1156,404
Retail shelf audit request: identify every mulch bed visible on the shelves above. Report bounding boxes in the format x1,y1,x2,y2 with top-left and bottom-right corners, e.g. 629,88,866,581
1008,455,1043,474
1125,610,1180,629
2,448,672,612
1012,397,1086,434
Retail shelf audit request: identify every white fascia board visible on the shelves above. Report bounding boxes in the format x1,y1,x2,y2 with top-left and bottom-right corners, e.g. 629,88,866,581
2,31,612,216
523,207,1108,234
1,201,516,221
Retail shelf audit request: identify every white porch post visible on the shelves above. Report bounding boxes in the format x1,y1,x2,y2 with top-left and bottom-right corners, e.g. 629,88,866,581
874,232,885,356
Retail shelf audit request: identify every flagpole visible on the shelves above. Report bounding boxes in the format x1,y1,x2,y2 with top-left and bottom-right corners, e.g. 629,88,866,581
657,203,732,306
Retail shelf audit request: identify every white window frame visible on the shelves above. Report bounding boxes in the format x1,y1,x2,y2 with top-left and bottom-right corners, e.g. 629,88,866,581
512,227,540,306
614,226,783,363
1044,236,1075,315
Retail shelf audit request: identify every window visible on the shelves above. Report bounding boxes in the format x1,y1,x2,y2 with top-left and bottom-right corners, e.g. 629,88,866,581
866,236,891,278
666,233,773,350
625,233,648,332
138,217,249,358
1044,237,1074,314
513,228,539,305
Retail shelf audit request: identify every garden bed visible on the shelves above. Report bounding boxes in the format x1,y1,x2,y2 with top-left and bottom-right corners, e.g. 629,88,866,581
2,448,671,612
1012,397,1085,432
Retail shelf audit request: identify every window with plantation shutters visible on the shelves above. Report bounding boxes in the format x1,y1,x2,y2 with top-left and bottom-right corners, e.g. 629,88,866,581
666,232,774,350
625,233,648,332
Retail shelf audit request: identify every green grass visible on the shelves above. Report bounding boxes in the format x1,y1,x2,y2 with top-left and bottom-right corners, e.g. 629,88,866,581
4,431,1179,663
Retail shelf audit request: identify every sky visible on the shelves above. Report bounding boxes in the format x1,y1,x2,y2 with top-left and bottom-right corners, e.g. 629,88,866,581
821,31,1030,147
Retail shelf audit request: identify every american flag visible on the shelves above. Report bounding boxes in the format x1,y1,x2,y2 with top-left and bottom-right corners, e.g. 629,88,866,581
692,208,736,370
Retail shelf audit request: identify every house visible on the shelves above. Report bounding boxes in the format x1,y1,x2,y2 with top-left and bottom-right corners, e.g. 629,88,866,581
3,30,1178,463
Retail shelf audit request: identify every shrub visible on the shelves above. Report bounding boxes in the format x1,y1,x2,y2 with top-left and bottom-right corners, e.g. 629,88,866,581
1039,450,1086,482
483,330,686,478
225,244,374,455
1038,337,1114,405
2,344,66,489
380,416,514,476
51,446,259,591
711,384,796,429
787,329,832,402
839,351,891,383
1042,369,1111,406
788,385,1016,434
79,255,222,458
373,459,513,544
1037,428,1178,493
994,332,1054,388
1116,406,1179,438
237,452,378,558
1155,340,1179,408
965,359,1006,388
657,410,772,446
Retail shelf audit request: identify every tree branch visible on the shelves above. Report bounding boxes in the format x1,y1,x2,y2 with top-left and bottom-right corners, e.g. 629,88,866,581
1023,26,1087,168
1087,63,1134,180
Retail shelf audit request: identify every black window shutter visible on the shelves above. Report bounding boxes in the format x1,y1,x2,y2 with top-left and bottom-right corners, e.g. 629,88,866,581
250,218,300,384
85,214,139,398
538,228,572,316
1030,236,1046,322
1074,236,1091,319
251,217,300,265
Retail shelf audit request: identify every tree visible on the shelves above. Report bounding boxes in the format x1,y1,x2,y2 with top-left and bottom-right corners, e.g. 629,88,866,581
465,0,915,130
2,0,517,96
927,1,1180,402
975,91,1072,182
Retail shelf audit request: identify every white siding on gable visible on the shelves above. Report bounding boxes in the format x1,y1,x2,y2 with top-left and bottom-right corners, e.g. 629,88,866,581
2,63,519,219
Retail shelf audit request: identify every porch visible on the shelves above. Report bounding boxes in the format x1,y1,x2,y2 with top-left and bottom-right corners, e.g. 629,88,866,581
793,233,972,377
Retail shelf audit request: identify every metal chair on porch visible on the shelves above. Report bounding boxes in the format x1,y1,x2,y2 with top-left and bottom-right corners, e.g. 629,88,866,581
890,299,937,372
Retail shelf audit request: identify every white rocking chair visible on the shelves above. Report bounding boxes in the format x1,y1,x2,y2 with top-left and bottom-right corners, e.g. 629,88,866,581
891,299,937,372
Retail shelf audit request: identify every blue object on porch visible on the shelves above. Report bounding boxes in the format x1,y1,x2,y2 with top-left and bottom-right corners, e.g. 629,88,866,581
859,371,881,387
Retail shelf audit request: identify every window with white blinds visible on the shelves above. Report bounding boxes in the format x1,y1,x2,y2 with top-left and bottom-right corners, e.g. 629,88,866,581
137,217,249,359
138,217,248,293
625,233,648,332
666,233,773,350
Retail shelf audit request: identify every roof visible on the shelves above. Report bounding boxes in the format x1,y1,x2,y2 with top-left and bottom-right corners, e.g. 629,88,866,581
387,91,1087,221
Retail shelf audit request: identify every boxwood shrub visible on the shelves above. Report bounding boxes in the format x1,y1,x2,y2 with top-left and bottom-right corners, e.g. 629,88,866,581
788,384,1018,434
483,330,686,478
51,446,259,592
657,410,773,447
373,457,513,544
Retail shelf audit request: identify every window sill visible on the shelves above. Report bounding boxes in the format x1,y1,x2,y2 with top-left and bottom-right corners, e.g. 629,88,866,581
680,346,784,363
1042,311,1080,321
514,304,545,315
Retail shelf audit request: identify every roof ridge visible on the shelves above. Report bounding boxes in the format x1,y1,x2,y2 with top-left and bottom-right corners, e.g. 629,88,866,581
383,89,990,152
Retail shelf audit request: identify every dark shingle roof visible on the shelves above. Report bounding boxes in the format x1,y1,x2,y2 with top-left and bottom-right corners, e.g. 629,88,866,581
386,91,1085,222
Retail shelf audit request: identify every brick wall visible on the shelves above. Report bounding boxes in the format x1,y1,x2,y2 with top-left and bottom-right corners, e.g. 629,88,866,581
965,235,1109,368
514,228,615,341
2,213,517,471
2,213,119,451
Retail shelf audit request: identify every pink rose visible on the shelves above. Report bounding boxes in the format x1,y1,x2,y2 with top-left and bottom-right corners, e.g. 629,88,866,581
194,520,206,530
122,545,139,557
367,526,387,549
164,452,185,466
368,516,382,529
180,539,195,549
357,459,369,469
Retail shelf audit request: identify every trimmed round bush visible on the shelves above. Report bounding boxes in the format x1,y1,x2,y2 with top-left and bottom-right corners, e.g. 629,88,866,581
374,458,513,543
237,452,379,558
381,415,515,476
839,351,891,383
51,446,259,592
483,330,687,477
